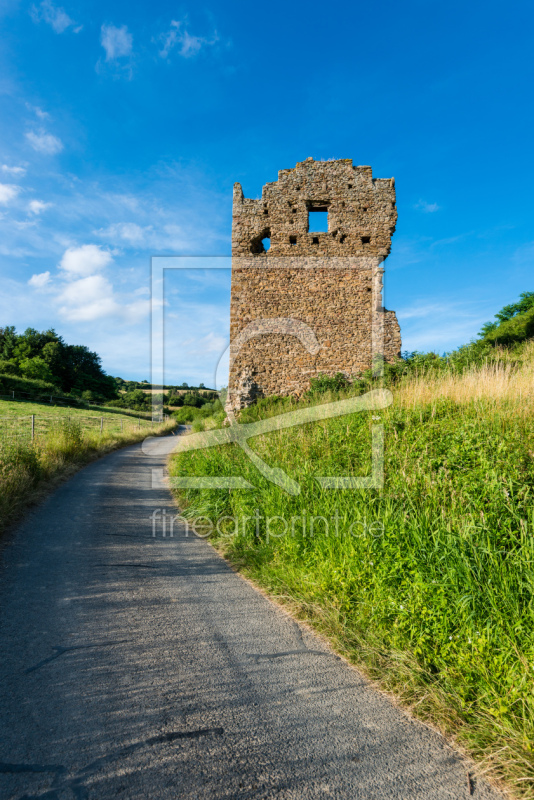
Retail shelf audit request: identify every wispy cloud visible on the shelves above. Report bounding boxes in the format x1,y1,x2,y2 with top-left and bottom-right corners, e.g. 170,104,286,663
26,102,50,120
0,183,20,204
157,19,218,60
28,200,52,214
415,199,440,213
94,220,194,251
28,270,51,288
1,164,26,177
25,129,63,155
396,299,488,352
100,24,133,61
94,222,152,246
30,0,80,34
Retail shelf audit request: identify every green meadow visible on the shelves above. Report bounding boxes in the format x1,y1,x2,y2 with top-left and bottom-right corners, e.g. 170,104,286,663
170,347,534,797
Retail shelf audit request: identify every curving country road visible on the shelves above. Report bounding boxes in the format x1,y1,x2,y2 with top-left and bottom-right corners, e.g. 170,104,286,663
0,436,504,799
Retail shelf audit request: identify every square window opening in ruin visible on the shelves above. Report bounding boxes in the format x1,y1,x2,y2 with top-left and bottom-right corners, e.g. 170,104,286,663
262,237,271,251
312,236,319,244
307,208,329,233
361,236,371,245
289,236,297,245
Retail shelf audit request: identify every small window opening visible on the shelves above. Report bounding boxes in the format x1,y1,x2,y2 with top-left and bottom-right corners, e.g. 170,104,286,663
263,208,268,215
362,206,368,212
289,236,297,245
312,236,319,245
308,209,328,232
339,234,346,244
250,230,271,253
292,208,297,214
361,236,371,245
348,183,353,188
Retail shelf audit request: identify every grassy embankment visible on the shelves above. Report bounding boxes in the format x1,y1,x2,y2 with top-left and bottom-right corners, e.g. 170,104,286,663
169,343,534,797
0,400,176,534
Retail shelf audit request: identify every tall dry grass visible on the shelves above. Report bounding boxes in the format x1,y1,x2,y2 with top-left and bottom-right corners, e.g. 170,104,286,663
397,345,534,409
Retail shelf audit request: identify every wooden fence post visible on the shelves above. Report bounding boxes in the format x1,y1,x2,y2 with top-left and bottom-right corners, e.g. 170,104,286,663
100,417,103,434
31,415,34,442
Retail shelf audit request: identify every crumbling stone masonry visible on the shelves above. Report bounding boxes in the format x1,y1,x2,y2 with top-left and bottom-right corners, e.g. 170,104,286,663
226,157,401,413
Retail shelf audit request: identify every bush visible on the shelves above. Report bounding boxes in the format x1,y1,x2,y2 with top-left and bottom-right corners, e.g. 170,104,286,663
183,393,203,408
172,406,201,424
483,306,534,346
20,356,55,383
308,372,351,394
0,359,20,376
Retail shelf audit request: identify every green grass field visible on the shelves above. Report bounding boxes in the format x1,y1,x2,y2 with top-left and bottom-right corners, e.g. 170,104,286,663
0,398,147,418
169,355,534,797
0,399,176,535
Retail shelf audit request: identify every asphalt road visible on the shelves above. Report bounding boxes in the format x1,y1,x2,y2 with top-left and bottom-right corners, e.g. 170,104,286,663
0,437,504,799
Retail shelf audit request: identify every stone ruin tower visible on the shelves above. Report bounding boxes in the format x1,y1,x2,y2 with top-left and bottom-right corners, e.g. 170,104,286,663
226,157,401,413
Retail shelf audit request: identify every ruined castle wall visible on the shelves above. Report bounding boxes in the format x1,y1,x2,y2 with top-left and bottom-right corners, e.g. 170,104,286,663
227,158,401,412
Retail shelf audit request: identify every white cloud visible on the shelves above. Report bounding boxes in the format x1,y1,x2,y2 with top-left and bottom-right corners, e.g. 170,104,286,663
1,164,26,176
0,183,19,204
158,20,218,59
25,129,63,155
57,274,149,323
26,102,50,120
30,0,79,34
28,271,51,288
95,222,151,245
58,274,118,321
59,244,113,277
100,24,133,61
415,199,440,213
29,199,52,214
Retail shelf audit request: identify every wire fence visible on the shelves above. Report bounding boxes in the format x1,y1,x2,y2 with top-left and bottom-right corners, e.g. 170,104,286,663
0,389,158,420
0,413,169,448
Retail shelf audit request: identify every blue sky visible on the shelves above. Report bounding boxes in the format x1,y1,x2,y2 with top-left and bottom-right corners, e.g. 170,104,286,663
0,0,532,384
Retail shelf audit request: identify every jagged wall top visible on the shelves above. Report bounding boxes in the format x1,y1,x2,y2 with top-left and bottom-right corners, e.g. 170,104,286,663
232,157,397,258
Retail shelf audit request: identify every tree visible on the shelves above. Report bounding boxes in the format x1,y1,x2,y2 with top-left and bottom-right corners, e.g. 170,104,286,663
19,357,55,383
480,292,534,338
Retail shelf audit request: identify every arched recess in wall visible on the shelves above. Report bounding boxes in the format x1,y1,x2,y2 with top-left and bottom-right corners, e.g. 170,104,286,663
250,229,271,253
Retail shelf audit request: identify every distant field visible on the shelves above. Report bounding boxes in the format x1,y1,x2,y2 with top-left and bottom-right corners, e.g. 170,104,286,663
0,398,165,448
139,388,215,395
